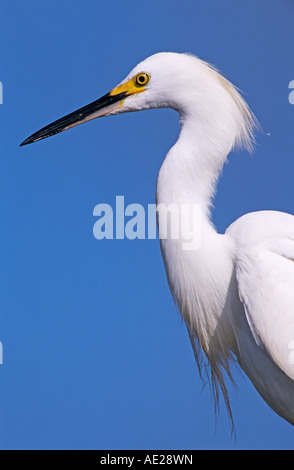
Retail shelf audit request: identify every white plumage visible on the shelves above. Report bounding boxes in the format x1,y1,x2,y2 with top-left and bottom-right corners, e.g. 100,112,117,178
21,52,294,430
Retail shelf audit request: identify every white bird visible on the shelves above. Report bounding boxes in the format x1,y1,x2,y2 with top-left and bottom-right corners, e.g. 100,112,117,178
21,52,294,431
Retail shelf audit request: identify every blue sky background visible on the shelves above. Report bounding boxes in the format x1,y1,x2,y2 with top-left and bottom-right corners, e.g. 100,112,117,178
1,0,294,450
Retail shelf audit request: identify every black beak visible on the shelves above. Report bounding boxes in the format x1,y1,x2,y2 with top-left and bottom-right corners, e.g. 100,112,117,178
20,90,128,146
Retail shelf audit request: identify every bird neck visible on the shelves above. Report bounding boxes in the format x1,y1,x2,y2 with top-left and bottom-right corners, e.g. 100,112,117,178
155,111,237,380
156,112,230,226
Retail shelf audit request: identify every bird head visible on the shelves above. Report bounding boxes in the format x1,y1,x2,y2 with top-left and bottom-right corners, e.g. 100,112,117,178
20,52,256,151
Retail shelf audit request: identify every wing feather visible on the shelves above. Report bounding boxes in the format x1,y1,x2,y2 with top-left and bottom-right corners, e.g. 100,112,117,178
235,238,294,381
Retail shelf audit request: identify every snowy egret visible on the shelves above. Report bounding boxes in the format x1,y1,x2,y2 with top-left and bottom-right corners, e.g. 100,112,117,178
21,52,294,430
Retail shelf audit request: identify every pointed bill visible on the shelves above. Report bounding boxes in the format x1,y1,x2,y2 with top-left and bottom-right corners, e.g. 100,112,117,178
20,72,149,146
20,90,128,146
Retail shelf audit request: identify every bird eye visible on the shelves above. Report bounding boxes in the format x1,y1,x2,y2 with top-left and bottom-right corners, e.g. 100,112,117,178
135,73,150,87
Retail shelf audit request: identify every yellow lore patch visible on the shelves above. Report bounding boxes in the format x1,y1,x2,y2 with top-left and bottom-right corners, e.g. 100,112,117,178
109,73,150,98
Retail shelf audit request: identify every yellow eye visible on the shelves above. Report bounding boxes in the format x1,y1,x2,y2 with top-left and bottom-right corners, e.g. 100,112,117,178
135,73,150,87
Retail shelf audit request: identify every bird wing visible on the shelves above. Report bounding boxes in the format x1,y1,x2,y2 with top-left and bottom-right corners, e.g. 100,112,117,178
235,235,294,381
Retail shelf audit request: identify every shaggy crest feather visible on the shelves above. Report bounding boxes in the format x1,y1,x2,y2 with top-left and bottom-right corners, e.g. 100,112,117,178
204,60,259,153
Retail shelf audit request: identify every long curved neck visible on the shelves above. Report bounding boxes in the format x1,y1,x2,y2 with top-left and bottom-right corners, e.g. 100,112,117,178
156,112,230,224
155,112,238,390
